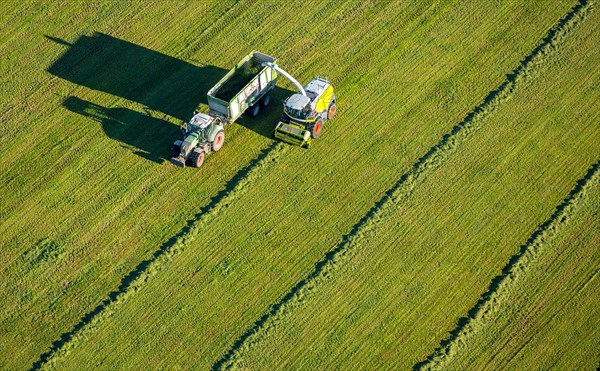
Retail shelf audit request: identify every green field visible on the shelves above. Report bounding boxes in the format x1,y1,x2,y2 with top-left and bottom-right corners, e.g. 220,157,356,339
0,0,598,369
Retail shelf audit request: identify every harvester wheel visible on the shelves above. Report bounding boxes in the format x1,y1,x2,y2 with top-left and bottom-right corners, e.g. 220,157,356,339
249,103,260,117
189,150,205,168
327,102,337,120
211,130,225,152
261,93,271,107
310,117,323,139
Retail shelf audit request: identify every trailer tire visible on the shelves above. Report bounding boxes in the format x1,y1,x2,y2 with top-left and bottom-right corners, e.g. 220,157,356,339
327,102,337,120
189,150,205,168
310,117,323,139
248,104,260,117
211,130,225,152
261,93,271,107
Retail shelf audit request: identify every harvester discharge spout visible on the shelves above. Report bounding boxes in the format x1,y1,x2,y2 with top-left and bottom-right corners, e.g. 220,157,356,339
263,62,306,96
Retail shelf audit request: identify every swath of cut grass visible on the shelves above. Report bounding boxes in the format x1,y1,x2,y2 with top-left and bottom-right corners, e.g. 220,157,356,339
45,1,590,369
213,2,595,368
1,0,596,369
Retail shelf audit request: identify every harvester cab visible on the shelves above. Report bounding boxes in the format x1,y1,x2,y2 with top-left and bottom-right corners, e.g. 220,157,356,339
170,112,225,168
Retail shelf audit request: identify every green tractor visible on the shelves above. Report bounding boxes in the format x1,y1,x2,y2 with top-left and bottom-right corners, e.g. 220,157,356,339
170,112,225,168
264,63,336,148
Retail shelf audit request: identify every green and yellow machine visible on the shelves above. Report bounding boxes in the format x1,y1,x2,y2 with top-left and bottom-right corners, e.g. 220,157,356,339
264,63,336,148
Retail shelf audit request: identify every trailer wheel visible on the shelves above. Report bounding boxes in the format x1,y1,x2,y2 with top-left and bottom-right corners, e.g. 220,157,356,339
248,103,260,117
261,93,271,107
211,130,225,152
310,117,323,139
189,150,205,168
327,102,337,120
171,143,182,158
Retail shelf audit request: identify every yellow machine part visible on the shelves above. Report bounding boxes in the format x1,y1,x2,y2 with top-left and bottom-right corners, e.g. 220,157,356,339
314,84,334,113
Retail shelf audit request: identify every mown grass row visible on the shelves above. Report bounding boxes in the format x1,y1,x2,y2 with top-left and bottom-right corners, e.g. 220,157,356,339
33,142,288,369
207,1,599,369
445,180,599,370
215,1,597,368
39,1,584,369
418,163,599,370
1,1,278,367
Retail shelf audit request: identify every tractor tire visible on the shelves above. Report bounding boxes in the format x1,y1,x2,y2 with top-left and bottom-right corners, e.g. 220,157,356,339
189,150,205,168
248,103,260,117
327,102,337,120
260,93,271,107
310,117,324,139
211,130,225,152
171,143,181,158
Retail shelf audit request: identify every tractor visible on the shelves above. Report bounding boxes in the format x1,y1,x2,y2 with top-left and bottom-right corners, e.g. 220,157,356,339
170,112,225,168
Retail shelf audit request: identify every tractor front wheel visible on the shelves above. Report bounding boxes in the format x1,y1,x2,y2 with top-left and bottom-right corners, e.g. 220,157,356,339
189,150,205,168
310,117,323,139
171,143,181,158
212,130,225,152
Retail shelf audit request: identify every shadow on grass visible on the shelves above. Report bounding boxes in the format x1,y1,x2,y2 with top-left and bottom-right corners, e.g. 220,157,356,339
47,32,226,121
236,86,294,139
47,32,293,160
63,96,179,163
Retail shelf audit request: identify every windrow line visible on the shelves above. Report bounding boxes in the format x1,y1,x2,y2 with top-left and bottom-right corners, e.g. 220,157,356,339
29,3,287,368
212,1,594,368
414,161,599,370
32,142,288,370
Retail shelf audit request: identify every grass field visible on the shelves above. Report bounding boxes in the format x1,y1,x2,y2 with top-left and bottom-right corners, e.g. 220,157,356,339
0,0,598,369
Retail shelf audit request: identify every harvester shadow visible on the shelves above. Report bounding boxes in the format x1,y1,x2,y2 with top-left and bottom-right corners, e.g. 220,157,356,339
47,32,226,121
48,32,291,150
63,96,178,163
30,141,280,370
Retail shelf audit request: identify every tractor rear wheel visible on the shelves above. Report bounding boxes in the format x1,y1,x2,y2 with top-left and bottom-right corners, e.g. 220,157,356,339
310,117,323,139
327,102,337,120
189,150,205,168
248,103,260,117
211,130,225,152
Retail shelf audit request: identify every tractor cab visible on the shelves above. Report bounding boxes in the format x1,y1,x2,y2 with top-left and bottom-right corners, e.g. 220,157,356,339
184,112,213,136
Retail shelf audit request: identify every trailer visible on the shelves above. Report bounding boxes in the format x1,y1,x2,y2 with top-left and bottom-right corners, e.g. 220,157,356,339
171,51,278,168
208,51,278,122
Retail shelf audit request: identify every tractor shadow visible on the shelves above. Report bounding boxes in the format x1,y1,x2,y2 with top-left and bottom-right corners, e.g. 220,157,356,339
47,32,294,160
63,96,178,164
47,32,226,121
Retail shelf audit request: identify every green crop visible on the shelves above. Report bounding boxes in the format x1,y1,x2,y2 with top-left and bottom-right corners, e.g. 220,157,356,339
0,0,597,370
